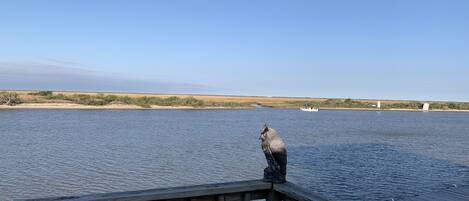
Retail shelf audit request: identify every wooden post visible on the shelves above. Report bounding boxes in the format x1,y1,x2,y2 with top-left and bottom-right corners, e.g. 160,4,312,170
268,188,281,201
243,192,251,201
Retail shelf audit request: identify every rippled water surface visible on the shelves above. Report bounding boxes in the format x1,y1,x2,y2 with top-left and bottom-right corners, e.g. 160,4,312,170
1,109,469,200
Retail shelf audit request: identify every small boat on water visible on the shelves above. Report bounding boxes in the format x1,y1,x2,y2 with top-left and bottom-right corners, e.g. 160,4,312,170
300,107,319,112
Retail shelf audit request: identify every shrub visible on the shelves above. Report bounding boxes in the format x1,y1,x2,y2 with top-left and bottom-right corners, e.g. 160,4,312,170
72,94,108,106
39,91,53,96
29,91,53,96
382,102,423,109
0,92,22,106
116,96,133,104
103,95,118,103
17,91,248,108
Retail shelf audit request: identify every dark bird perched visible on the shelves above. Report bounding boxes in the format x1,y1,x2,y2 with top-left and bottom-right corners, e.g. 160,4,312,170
259,124,287,183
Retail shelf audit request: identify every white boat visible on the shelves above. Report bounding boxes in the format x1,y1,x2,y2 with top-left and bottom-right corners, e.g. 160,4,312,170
300,107,319,112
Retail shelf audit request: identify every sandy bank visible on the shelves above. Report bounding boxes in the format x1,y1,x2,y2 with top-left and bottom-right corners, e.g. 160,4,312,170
0,103,246,110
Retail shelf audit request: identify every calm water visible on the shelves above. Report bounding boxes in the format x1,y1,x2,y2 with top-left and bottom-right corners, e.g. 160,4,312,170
1,109,469,201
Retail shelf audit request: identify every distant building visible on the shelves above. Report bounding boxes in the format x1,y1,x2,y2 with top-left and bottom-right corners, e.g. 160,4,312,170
377,101,381,108
423,103,430,111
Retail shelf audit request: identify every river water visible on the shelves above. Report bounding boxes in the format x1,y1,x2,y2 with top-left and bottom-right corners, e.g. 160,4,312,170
1,109,469,200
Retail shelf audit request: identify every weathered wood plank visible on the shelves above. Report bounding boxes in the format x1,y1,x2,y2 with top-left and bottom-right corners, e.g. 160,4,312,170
16,180,271,201
190,196,216,201
224,193,243,201
267,188,280,201
17,180,330,201
250,191,269,200
273,182,328,201
243,192,251,201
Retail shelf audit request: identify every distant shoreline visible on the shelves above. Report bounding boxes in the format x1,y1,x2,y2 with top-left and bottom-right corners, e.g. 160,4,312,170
2,103,469,112
1,90,469,112
0,103,247,110
317,107,469,112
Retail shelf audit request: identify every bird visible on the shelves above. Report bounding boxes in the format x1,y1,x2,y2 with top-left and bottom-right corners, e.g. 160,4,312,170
259,124,287,183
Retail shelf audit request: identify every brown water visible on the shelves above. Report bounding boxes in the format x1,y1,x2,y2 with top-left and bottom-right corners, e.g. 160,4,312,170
1,109,468,200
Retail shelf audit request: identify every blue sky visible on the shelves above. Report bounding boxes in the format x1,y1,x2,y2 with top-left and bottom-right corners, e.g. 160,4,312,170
1,0,468,101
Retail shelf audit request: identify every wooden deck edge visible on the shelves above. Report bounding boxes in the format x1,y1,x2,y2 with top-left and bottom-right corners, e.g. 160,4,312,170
15,180,328,201
15,180,272,201
273,182,329,201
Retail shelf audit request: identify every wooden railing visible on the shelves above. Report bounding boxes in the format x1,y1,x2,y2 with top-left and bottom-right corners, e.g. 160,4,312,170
15,180,328,201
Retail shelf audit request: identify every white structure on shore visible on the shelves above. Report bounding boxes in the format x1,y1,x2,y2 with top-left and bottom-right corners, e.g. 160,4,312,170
423,103,430,111
377,101,381,109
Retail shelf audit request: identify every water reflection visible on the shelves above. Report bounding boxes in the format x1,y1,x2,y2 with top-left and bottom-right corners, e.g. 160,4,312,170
1,109,468,200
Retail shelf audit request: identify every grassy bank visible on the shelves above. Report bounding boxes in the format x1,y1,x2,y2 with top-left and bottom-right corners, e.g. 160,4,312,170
2,90,469,111
284,99,469,110
2,91,249,109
